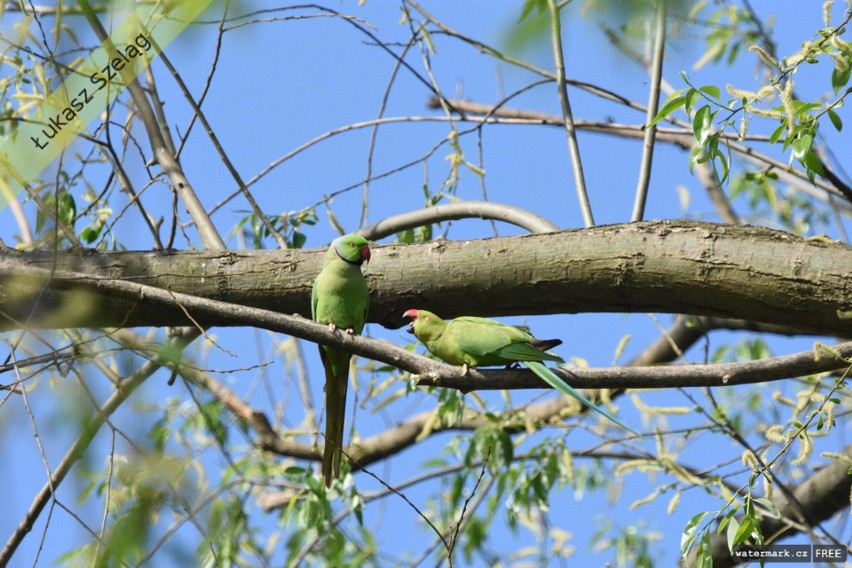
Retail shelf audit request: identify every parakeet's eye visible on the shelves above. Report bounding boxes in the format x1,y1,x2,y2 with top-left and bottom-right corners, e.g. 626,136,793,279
423,316,430,322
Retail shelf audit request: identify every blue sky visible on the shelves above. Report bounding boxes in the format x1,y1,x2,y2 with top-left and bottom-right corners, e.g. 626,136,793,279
1,1,849,566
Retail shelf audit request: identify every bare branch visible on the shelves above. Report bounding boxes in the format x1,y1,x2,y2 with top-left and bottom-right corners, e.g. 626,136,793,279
631,0,667,222
434,98,852,213
157,50,288,249
548,0,593,227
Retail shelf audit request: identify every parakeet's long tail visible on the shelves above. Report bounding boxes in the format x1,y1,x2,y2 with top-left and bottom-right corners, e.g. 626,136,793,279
524,361,639,436
320,347,350,487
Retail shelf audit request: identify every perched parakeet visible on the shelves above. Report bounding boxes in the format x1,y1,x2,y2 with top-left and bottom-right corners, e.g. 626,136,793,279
312,234,371,486
403,309,638,436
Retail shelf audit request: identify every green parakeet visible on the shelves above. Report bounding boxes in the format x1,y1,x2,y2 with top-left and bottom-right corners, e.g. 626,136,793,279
312,234,371,486
403,309,638,436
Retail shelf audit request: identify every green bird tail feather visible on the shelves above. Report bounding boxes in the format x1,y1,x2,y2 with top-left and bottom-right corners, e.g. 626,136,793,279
524,361,639,436
320,347,350,487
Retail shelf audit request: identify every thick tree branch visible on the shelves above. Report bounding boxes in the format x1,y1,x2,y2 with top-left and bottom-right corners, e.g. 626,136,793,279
4,220,852,335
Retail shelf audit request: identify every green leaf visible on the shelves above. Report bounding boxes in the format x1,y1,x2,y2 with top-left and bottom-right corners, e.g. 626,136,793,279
81,226,101,244
693,105,712,144
648,92,687,127
519,0,547,22
791,133,813,160
58,191,76,227
496,429,514,467
726,516,740,552
416,223,432,242
684,88,699,115
713,147,730,184
681,511,711,556
291,231,307,249
699,85,721,99
802,149,825,178
695,533,713,568
791,100,822,115
733,516,756,545
396,228,414,244
754,497,780,519
832,65,851,94
828,108,843,131
769,123,787,144
688,144,704,173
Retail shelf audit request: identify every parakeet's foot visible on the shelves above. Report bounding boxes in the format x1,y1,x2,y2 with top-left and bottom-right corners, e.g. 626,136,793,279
327,323,337,333
461,363,470,376
345,328,356,335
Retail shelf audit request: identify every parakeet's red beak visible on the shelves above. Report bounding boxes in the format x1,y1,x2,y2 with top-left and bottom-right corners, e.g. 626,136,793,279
361,246,371,263
402,309,418,334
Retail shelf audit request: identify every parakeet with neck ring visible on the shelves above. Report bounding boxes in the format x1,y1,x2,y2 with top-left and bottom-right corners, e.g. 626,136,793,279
312,234,371,486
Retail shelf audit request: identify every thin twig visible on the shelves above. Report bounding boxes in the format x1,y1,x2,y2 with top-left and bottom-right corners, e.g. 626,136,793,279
631,0,667,222
447,448,492,563
547,0,593,227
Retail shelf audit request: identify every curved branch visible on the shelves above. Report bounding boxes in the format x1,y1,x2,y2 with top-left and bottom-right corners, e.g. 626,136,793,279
359,201,559,240
264,321,852,476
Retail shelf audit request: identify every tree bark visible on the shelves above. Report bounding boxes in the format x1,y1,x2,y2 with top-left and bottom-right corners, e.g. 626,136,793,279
2,220,851,335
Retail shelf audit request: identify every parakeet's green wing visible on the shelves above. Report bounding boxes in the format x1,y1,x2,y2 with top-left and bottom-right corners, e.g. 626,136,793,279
454,316,535,338
448,318,518,357
493,341,563,363
450,317,561,363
